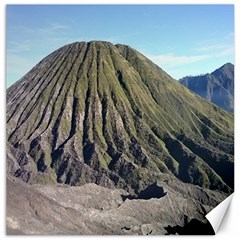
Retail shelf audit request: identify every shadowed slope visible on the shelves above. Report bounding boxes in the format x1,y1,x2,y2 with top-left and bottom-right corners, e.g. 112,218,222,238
7,41,234,194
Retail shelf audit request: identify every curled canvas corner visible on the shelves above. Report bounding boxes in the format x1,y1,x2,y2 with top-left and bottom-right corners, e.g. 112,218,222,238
206,193,234,234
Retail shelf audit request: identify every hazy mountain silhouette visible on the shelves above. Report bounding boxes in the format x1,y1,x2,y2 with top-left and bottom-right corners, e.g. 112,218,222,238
179,63,234,114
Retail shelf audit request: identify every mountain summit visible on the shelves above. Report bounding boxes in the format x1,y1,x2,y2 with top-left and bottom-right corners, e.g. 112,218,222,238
179,63,234,114
7,41,234,195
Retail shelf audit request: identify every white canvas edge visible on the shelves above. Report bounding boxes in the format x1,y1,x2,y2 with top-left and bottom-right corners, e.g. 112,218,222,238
206,193,234,233
1,1,238,239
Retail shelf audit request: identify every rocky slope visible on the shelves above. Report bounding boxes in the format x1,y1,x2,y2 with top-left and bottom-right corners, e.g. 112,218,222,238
179,63,234,113
7,176,224,235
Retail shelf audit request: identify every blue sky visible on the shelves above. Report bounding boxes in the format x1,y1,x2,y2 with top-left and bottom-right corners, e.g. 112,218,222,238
6,5,234,87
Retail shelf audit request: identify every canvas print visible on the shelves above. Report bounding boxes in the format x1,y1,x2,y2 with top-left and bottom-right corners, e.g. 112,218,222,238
6,5,234,235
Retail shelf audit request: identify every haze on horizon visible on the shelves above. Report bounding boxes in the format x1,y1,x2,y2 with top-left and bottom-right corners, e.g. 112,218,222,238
6,4,234,87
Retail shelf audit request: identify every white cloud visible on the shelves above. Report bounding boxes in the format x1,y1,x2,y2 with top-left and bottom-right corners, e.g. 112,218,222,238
148,53,209,68
194,44,234,56
145,40,234,80
217,46,234,57
193,32,234,58
194,44,228,52
147,40,233,70
224,32,234,40
8,42,31,53
7,21,77,55
49,23,69,30
9,22,70,37
7,53,36,75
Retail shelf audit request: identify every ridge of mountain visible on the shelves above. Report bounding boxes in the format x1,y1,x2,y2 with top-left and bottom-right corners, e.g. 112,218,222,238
179,63,234,113
7,41,234,196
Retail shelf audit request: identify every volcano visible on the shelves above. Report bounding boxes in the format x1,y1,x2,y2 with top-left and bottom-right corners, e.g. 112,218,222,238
6,41,234,234
7,41,234,195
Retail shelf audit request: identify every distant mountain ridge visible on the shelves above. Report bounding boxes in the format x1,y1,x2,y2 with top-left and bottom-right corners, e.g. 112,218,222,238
179,63,234,114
